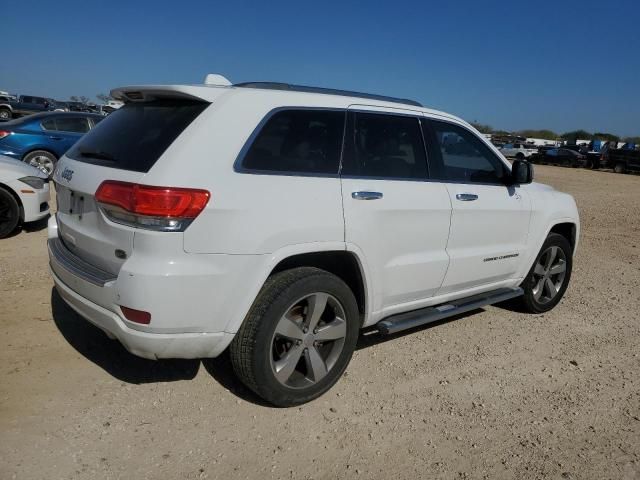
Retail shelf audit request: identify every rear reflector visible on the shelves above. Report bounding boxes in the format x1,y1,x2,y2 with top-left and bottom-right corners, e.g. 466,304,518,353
120,306,151,324
0,131,10,139
95,181,210,231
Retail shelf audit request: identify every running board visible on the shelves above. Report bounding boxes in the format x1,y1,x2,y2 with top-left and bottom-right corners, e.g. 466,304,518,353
376,287,523,335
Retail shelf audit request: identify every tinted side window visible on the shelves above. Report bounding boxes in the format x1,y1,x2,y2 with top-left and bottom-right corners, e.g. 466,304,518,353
54,117,90,133
22,96,33,103
426,120,508,184
41,119,56,130
342,112,428,180
242,110,345,175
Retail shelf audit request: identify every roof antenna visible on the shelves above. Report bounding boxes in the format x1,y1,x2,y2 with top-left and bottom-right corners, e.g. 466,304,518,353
204,74,232,86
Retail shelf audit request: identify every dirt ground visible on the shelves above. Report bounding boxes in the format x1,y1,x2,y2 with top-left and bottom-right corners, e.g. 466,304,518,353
1,165,639,480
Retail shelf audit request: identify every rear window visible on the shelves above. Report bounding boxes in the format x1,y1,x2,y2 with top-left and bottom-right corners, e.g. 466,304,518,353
66,99,209,172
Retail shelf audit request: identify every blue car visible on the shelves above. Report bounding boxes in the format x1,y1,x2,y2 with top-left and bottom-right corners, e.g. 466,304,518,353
0,112,103,175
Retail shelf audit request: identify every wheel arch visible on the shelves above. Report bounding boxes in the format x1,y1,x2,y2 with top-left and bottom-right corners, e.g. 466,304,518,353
549,221,577,254
22,147,59,162
270,250,368,324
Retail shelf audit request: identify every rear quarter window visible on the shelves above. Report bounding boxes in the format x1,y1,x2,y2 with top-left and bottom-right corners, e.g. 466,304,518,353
66,100,209,172
239,109,345,175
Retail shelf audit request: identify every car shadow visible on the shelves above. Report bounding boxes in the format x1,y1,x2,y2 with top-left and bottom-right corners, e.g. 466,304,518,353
51,287,200,384
201,354,273,407
22,214,50,232
4,214,51,238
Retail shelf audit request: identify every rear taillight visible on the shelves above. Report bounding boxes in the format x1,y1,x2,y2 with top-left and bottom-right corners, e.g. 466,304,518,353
95,181,210,231
0,130,11,139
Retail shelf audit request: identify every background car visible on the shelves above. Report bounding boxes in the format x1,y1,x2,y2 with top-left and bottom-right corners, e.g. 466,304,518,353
531,147,585,167
0,112,103,175
499,142,538,159
0,155,50,238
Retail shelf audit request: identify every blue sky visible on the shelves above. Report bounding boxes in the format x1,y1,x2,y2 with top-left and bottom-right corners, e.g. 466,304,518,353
3,0,639,136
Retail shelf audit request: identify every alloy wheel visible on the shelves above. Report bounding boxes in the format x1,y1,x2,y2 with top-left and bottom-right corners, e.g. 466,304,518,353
28,155,55,176
531,246,567,305
270,292,347,389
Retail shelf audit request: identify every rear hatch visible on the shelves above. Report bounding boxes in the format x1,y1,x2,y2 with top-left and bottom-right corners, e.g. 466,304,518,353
53,96,210,275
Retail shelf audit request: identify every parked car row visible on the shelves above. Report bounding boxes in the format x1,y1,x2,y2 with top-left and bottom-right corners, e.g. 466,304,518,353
501,142,639,174
0,93,120,121
0,112,103,175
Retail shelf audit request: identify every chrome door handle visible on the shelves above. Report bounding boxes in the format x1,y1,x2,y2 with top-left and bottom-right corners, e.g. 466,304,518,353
352,191,383,200
456,193,478,201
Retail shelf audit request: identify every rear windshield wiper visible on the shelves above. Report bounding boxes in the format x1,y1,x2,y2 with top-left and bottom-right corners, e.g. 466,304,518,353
78,149,116,162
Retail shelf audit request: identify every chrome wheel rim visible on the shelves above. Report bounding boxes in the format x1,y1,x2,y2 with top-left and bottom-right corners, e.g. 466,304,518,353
28,155,54,175
270,293,347,389
0,111,9,119
532,246,567,305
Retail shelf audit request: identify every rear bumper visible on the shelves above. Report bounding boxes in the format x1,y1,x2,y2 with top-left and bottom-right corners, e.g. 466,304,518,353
51,267,232,359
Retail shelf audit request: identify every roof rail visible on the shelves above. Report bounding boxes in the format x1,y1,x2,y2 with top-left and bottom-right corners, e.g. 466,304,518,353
234,82,422,108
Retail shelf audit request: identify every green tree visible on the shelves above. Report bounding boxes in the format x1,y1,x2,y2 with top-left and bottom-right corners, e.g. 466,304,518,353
560,130,593,142
516,129,558,140
470,122,493,134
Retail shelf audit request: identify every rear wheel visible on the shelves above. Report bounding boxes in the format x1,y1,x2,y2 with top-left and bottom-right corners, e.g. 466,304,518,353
23,150,57,177
0,108,10,121
230,267,359,406
518,233,572,313
614,162,626,174
0,188,20,238
515,152,525,160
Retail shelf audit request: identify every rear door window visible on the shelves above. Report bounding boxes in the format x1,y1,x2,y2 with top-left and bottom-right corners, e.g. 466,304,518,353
240,109,345,175
341,112,428,180
67,100,209,172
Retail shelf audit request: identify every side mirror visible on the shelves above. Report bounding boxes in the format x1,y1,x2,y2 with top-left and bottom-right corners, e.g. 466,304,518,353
511,159,534,184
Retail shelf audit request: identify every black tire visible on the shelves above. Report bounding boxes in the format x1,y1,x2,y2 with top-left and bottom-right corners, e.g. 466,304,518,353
0,187,20,238
515,152,525,160
230,267,360,407
0,108,11,121
518,233,572,314
23,150,57,177
613,162,626,174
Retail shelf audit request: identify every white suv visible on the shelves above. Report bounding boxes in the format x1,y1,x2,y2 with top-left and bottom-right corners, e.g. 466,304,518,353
499,142,538,160
48,75,579,406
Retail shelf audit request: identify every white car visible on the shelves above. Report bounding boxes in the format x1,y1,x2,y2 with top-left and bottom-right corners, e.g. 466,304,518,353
500,143,538,159
0,155,50,238
48,74,580,406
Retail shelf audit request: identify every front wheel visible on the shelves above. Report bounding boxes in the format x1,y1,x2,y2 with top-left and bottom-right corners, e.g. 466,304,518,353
0,187,20,238
0,108,11,121
230,267,360,406
518,233,572,313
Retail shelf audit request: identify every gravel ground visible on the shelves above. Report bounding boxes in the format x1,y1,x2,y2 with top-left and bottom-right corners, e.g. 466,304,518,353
1,165,639,480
